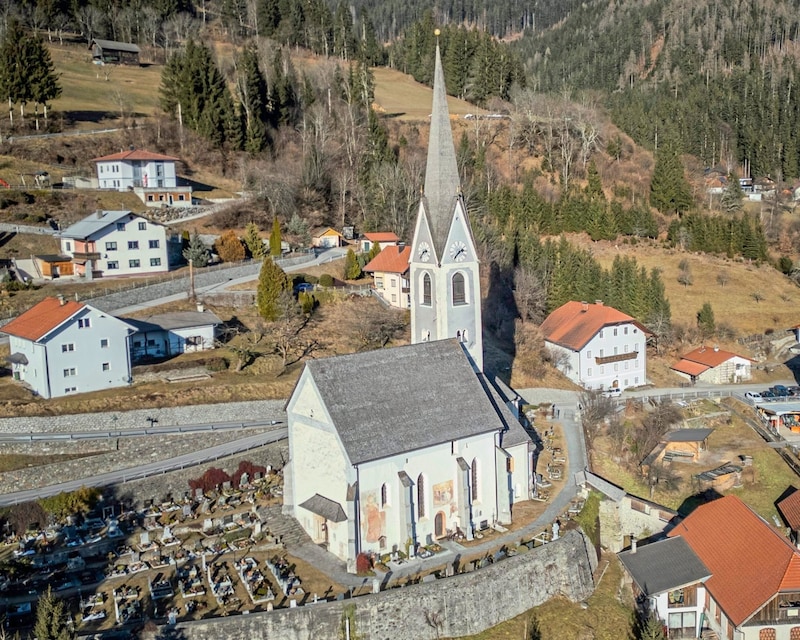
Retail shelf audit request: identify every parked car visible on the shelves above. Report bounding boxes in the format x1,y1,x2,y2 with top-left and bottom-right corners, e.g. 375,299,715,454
602,387,622,398
744,391,762,400
772,385,790,397
293,282,314,294
762,390,776,398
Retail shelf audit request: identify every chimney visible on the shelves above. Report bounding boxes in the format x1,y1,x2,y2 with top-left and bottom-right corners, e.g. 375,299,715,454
57,294,66,306
196,303,205,313
595,300,603,306
714,345,719,352
581,301,588,312
631,537,637,554
96,210,103,219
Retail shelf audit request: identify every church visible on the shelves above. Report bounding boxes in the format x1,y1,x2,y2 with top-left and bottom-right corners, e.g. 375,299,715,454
282,42,537,572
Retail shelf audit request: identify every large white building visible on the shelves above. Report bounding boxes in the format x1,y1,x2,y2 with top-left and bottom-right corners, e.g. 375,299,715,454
283,43,536,572
59,210,172,278
92,149,193,207
3,297,135,399
540,301,650,391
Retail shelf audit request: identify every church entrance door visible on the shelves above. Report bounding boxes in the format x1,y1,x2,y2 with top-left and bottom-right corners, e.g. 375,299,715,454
434,511,446,539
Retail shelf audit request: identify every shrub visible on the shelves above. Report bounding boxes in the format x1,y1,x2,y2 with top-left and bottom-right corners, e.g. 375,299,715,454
188,467,231,494
298,291,315,314
319,273,334,287
355,552,373,574
231,461,267,488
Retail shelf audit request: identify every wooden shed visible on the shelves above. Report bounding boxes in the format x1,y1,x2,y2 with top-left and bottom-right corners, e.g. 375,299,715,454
35,254,74,279
90,39,141,65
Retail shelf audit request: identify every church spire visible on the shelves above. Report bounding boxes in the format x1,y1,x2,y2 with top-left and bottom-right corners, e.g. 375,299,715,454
423,37,461,258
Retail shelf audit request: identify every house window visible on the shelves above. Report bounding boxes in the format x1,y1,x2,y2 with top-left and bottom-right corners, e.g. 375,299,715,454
624,362,629,370
600,366,605,374
105,241,117,251
116,222,125,231
586,350,591,358
422,273,432,305
178,194,185,201
587,367,592,376
64,387,77,394
147,339,156,346
599,330,604,338
417,474,426,519
78,318,91,329
65,241,72,251
452,272,466,305
391,294,396,303
138,221,146,230
614,363,619,372
133,340,142,348
100,339,109,348
102,363,110,371
381,483,389,508
147,195,154,202
128,241,139,250
471,459,480,502
107,261,119,269
599,349,604,357
61,343,75,352
624,344,628,352
390,278,396,287
150,258,161,267
63,368,76,377
129,259,141,268
624,326,628,334
613,328,618,336
375,276,384,289
149,239,159,249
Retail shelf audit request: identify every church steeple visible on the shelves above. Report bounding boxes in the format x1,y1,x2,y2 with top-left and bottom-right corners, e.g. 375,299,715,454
423,39,461,258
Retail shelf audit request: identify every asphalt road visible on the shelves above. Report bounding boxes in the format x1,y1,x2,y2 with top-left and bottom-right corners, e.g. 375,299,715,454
0,427,287,506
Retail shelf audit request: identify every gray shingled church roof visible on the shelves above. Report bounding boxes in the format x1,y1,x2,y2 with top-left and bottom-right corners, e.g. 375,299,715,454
305,339,507,464
422,43,462,257
618,536,711,595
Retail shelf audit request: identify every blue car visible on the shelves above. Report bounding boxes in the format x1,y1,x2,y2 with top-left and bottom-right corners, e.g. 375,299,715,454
293,283,314,294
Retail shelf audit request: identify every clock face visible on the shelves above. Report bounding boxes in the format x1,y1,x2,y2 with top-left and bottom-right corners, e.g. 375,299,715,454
450,240,467,262
417,241,431,262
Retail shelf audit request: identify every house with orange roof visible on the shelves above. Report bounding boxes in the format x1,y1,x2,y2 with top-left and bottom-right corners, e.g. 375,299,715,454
92,148,192,207
539,301,650,391
778,489,800,548
359,232,400,253
364,245,411,308
1,296,136,399
666,495,800,639
671,345,754,384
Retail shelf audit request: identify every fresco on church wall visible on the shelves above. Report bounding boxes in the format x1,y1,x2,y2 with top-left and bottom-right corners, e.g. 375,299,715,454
433,480,453,506
362,490,385,543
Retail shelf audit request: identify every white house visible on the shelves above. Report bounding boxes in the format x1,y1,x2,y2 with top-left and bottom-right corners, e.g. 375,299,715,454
283,339,534,571
2,297,136,399
618,537,711,639
125,308,222,362
359,232,400,253
540,301,650,391
59,210,171,278
364,245,411,308
671,345,754,384
91,149,192,207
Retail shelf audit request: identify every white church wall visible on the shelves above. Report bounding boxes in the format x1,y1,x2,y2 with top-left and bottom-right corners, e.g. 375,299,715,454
356,431,498,554
505,442,532,501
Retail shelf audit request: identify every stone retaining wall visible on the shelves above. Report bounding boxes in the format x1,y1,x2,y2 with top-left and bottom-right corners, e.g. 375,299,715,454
0,399,285,433
174,529,597,640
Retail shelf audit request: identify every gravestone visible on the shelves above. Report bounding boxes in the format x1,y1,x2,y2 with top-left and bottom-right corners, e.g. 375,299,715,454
140,532,150,545
202,519,213,532
195,488,204,500
240,472,249,486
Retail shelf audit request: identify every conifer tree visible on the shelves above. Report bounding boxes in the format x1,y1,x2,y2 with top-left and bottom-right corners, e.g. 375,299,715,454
697,302,716,338
0,21,30,123
720,173,744,214
367,240,382,261
215,229,245,262
237,46,270,154
34,587,73,640
243,222,265,258
344,248,361,279
270,216,283,256
27,34,61,128
256,258,289,320
650,147,692,214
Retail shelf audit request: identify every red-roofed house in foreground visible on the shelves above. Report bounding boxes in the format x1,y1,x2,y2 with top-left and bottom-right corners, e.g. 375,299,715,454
539,300,650,391
92,149,193,208
671,345,754,384
364,245,411,308
1,297,136,399
668,495,800,639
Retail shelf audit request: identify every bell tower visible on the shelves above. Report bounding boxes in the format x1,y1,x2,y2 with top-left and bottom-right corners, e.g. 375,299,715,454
409,35,483,371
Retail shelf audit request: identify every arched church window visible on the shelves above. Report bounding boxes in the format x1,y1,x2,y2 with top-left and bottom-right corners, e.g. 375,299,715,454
471,459,480,502
381,483,389,508
422,273,432,306
417,474,426,518
452,272,466,305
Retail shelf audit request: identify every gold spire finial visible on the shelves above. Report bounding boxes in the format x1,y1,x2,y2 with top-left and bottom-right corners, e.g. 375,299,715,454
434,28,441,37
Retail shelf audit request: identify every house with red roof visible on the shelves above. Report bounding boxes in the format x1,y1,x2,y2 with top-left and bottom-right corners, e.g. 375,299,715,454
671,345,754,384
667,495,800,640
359,232,400,253
92,148,192,208
364,245,411,308
539,301,650,391
1,297,136,399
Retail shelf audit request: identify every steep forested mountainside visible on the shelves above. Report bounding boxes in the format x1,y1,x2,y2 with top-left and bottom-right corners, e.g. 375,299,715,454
514,0,800,178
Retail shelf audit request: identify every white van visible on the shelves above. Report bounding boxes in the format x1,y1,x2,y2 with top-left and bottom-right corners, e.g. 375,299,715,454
602,387,622,398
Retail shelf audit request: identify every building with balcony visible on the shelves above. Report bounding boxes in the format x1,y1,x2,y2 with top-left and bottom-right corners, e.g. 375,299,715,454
59,210,173,278
540,300,650,391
